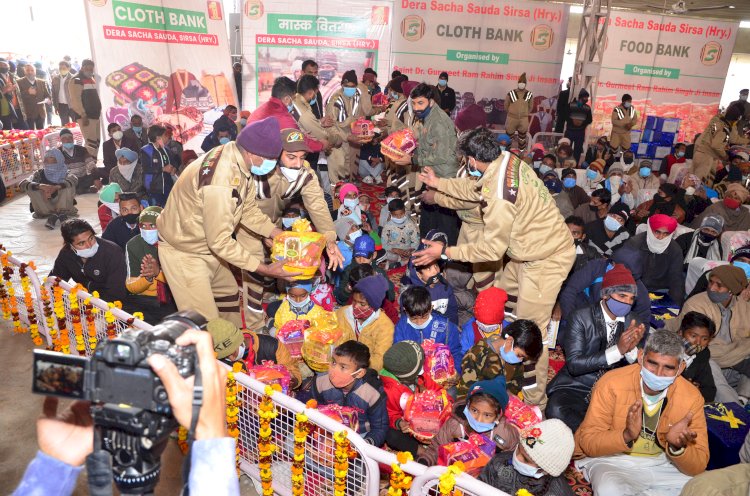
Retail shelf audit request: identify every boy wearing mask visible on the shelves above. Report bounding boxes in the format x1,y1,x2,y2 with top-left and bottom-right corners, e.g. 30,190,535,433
379,186,402,231
102,192,143,251
312,340,389,446
273,279,332,331
335,235,395,306
382,198,420,267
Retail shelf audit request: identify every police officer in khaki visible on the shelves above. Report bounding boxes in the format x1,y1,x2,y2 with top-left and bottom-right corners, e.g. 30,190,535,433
237,128,344,329
610,94,638,154
692,102,745,186
414,128,575,408
157,117,298,327
504,73,533,150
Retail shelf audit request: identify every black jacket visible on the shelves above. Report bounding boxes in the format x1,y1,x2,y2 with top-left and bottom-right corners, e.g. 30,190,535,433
623,232,685,305
682,347,716,402
102,216,141,251
555,88,570,133
437,85,456,113
50,237,127,303
548,302,642,396
479,451,574,496
566,100,592,130
585,218,630,256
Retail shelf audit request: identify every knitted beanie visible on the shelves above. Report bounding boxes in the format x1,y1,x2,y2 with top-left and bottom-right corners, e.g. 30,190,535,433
467,375,509,410
206,318,243,359
601,263,637,297
455,104,487,132
236,116,282,159
732,244,750,262
474,287,508,325
334,217,357,241
354,274,389,309
588,158,605,174
700,214,724,233
138,206,162,225
608,202,631,224
519,419,575,477
383,340,425,383
711,265,748,296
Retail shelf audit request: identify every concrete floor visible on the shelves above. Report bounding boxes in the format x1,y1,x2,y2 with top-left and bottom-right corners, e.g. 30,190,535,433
0,192,258,495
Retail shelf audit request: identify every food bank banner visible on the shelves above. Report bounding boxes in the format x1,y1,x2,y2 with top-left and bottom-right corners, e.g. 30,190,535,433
240,0,393,109
84,0,237,150
392,0,568,132
592,11,738,143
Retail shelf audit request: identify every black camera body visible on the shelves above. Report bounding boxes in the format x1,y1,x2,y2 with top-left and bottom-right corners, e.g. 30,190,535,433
32,311,206,494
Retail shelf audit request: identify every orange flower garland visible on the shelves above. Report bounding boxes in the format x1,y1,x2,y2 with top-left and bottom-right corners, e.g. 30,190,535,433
40,281,57,350
226,362,243,476
388,452,414,496
83,291,99,352
333,430,357,496
292,409,311,496
70,285,85,355
20,263,41,343
105,302,118,340
0,259,11,321
1,252,23,333
177,426,189,455
437,461,465,496
51,279,70,354
258,384,280,496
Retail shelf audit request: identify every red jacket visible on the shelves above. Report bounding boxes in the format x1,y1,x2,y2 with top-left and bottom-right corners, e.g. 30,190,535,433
247,97,323,152
98,204,114,232
380,372,441,429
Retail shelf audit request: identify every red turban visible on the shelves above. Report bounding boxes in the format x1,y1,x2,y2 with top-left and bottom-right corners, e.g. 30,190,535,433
474,287,507,325
648,214,678,234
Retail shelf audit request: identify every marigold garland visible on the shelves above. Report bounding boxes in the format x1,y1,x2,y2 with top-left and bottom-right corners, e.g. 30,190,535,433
105,302,118,340
51,279,70,354
40,280,56,350
388,452,414,496
1,252,23,333
20,263,40,343
437,461,465,495
70,285,85,355
177,426,189,455
226,362,243,476
333,430,357,496
258,384,280,496
0,252,11,321
516,490,534,496
292,411,311,496
83,291,99,352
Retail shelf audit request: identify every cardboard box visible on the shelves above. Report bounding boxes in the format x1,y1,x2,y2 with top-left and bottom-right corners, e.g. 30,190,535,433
641,129,654,143
630,130,641,144
655,146,672,159
645,116,657,130
657,117,681,134
659,132,676,146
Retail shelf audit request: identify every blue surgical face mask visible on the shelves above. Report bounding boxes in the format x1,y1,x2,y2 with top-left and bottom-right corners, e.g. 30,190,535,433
539,164,552,176
288,295,311,310
391,215,407,225
468,158,482,177
282,216,300,229
240,118,247,126
463,405,496,433
250,157,277,176
639,166,651,177
676,151,685,158
343,87,357,98
586,169,598,180
499,146,507,152
408,315,432,330
641,360,678,392
623,102,632,109
309,97,317,106
141,228,159,245
499,337,523,364
62,142,75,151
563,177,577,189
132,126,142,133
219,137,230,145
438,79,447,87
343,198,359,209
348,230,362,243
605,296,632,317
732,261,750,280
390,92,399,100
604,215,622,232
287,103,294,113
415,106,432,121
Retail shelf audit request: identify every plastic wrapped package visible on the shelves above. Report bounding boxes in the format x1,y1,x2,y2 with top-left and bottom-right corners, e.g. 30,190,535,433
247,360,291,394
438,434,493,476
276,319,310,359
403,389,453,440
271,219,327,279
351,117,375,137
300,313,342,372
503,395,542,430
381,128,417,161
422,339,458,386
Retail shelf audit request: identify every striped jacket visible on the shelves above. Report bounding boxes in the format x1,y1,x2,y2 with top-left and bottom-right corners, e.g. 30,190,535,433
611,104,638,135
504,88,533,119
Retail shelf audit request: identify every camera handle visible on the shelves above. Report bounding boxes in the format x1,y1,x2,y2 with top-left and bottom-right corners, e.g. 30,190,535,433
179,356,203,496
86,429,114,496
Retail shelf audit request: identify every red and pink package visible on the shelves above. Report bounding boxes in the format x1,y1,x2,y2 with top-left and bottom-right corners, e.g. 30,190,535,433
422,339,458,386
403,389,453,440
438,434,492,476
317,404,360,432
247,361,292,395
503,394,542,430
277,320,309,359
351,117,375,137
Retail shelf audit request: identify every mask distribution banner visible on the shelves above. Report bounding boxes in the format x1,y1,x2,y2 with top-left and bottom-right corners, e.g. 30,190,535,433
240,0,393,109
592,11,738,142
391,0,568,132
84,0,237,150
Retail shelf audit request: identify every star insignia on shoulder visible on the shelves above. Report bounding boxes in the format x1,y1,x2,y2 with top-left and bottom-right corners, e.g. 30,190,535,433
202,168,210,175
509,188,517,196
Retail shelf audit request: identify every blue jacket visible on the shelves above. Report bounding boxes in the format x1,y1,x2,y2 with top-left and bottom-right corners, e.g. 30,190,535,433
394,313,463,374
311,369,389,447
404,263,459,325
460,318,479,358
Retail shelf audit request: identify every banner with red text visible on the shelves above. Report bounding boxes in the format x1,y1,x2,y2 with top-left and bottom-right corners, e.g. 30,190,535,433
391,0,568,132
85,0,237,150
592,11,738,142
240,0,393,110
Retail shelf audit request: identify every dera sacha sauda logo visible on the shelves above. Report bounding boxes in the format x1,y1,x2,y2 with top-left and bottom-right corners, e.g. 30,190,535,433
401,15,425,42
244,0,264,20
531,25,554,50
700,41,722,66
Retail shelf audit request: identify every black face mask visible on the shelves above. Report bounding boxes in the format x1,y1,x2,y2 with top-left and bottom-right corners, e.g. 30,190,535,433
573,239,583,246
425,274,441,286
123,213,139,224
0,67,8,75
589,204,599,212
698,231,717,244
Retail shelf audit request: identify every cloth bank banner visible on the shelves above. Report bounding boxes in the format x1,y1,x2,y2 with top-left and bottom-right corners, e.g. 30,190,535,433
84,0,237,150
592,11,738,143
392,0,568,131
239,0,393,109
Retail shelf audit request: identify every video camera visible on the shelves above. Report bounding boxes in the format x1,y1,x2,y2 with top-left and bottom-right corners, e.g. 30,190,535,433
32,311,206,494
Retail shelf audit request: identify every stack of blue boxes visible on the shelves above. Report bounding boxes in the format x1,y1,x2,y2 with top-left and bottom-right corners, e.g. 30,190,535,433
630,116,681,172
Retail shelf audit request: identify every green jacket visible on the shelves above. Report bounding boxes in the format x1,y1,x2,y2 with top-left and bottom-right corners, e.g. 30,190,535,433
412,107,458,178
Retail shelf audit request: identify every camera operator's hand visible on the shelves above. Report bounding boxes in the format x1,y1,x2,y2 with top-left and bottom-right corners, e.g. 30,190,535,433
38,397,93,466
148,329,228,440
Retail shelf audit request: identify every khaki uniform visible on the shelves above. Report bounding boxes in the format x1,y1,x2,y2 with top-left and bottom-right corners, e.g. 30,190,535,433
692,115,730,186
504,88,533,149
237,163,337,329
156,143,276,327
610,104,638,151
293,94,342,149
437,152,575,406
381,97,409,136
325,85,368,183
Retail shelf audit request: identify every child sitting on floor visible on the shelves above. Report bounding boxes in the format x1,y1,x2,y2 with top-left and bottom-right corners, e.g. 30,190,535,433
382,198,419,268
679,311,717,402
335,235,395,305
272,279,331,332
379,186,402,232
312,340,389,447
460,287,508,356
417,376,519,466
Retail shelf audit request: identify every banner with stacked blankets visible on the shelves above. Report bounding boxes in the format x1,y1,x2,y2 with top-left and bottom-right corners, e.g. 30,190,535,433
84,0,238,149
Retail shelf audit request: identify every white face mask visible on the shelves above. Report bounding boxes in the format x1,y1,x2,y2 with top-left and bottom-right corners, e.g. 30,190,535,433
348,230,362,243
280,166,300,183
112,130,123,141
343,198,359,209
512,448,544,479
235,341,246,361
646,227,673,254
741,95,748,101
685,186,696,196
102,201,120,215
518,83,526,90
141,228,159,245
75,241,99,259
609,176,621,190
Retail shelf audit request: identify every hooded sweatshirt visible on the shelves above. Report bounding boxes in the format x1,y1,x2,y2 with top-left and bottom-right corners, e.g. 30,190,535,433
404,262,459,325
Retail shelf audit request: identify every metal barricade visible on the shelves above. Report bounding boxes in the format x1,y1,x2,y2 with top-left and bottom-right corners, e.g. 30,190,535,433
38,126,85,155
1,249,51,344
0,137,41,187
409,465,510,496
531,132,564,151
